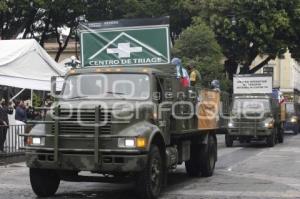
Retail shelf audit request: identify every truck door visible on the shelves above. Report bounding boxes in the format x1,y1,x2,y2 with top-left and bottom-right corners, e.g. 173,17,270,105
156,76,172,144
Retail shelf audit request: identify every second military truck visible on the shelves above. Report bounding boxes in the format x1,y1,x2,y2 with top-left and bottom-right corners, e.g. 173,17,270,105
226,75,284,147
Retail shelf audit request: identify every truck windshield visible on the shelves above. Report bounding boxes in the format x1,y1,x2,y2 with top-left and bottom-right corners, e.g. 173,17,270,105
232,99,271,114
62,73,150,100
286,103,295,113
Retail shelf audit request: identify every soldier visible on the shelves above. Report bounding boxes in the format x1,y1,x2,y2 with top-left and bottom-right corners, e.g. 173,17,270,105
187,62,201,87
0,100,10,152
171,58,190,88
211,80,221,92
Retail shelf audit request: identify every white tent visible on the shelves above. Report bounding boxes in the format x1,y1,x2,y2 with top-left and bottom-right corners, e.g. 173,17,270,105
0,39,66,91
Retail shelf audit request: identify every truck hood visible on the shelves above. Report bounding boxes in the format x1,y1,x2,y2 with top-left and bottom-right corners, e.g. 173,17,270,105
54,100,153,110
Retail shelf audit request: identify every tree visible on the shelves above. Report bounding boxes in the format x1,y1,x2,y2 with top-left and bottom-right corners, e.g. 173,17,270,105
197,0,300,77
173,17,231,91
44,0,86,61
0,0,39,39
0,0,196,62
0,0,87,61
86,0,193,40
285,1,300,60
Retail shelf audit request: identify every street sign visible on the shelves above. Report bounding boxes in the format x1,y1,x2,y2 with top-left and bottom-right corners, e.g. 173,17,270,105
79,17,170,67
233,75,273,94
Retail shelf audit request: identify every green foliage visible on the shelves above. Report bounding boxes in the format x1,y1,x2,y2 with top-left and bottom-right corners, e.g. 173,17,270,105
199,0,300,74
0,0,195,58
32,92,42,107
85,0,192,36
6,0,300,82
173,17,231,91
0,1,8,12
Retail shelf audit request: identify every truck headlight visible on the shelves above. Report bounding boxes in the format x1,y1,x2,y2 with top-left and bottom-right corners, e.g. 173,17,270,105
291,116,298,123
27,137,45,146
264,122,274,129
125,139,135,147
118,137,147,149
118,138,135,148
228,122,233,128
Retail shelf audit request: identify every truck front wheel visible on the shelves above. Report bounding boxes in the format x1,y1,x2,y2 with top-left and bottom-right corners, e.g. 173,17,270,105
278,127,284,143
266,129,276,147
136,145,163,199
30,168,60,197
225,134,234,147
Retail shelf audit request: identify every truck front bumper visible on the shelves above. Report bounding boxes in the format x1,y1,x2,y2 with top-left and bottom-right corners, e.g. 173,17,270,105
26,149,148,173
228,128,273,137
284,122,299,133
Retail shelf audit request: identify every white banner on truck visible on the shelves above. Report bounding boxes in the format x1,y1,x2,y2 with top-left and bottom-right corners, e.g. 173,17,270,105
233,76,273,94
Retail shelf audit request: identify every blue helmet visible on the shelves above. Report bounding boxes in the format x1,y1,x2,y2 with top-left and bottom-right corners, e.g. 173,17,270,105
171,57,182,66
211,80,220,89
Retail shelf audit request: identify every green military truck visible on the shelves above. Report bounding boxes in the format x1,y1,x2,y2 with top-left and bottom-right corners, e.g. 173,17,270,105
24,17,228,199
226,75,284,147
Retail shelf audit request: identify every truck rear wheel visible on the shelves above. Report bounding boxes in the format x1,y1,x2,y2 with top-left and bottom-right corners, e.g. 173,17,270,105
136,145,163,199
200,134,217,177
266,129,276,147
30,168,60,197
185,142,202,177
185,134,217,177
225,134,234,147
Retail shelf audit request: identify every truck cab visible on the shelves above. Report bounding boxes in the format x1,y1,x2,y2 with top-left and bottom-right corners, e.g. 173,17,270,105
227,95,283,147
25,65,220,199
226,75,284,147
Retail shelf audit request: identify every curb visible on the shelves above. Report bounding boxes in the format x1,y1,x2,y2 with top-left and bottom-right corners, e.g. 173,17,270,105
0,155,26,166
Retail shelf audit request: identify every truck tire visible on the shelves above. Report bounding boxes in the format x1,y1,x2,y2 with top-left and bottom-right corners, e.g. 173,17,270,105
185,142,202,177
185,134,217,177
278,127,284,143
293,126,298,135
30,168,60,197
225,134,234,147
136,145,163,199
266,129,276,147
199,134,217,177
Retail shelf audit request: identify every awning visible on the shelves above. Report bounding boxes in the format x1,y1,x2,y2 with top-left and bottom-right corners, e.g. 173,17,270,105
0,39,66,91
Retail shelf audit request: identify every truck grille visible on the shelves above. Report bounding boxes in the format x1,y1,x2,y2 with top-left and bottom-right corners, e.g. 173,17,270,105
52,108,112,135
233,117,264,128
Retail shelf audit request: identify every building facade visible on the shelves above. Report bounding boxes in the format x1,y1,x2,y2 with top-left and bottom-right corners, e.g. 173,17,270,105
251,51,300,103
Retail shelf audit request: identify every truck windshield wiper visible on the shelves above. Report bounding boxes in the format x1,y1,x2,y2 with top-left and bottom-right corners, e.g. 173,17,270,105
106,91,128,99
106,91,126,95
65,95,89,100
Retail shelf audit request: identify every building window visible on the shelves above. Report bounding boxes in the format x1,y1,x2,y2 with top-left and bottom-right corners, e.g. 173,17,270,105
263,66,274,75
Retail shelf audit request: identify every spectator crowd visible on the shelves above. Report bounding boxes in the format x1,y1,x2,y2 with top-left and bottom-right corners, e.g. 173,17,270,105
0,97,53,153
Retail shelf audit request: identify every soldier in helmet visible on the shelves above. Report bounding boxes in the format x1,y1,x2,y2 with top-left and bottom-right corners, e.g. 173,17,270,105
211,80,221,92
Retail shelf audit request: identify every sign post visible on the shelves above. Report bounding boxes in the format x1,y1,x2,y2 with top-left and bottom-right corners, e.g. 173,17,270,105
79,17,170,67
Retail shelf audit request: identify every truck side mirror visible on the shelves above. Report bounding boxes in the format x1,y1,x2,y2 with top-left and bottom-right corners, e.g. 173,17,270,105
51,76,57,97
51,76,63,98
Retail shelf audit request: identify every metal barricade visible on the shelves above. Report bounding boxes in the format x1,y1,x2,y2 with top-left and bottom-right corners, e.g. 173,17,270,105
0,125,27,161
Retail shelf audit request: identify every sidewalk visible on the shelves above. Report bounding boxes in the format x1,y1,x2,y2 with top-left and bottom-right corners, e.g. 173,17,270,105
0,154,25,166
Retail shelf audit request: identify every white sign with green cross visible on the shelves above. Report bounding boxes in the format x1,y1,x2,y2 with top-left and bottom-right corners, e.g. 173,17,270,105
80,26,170,67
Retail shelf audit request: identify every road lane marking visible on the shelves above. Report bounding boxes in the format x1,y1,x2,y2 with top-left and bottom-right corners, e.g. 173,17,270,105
162,190,300,198
218,147,243,157
219,170,300,191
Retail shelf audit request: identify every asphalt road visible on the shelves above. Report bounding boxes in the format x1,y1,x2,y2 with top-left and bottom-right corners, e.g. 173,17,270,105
1,134,300,199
